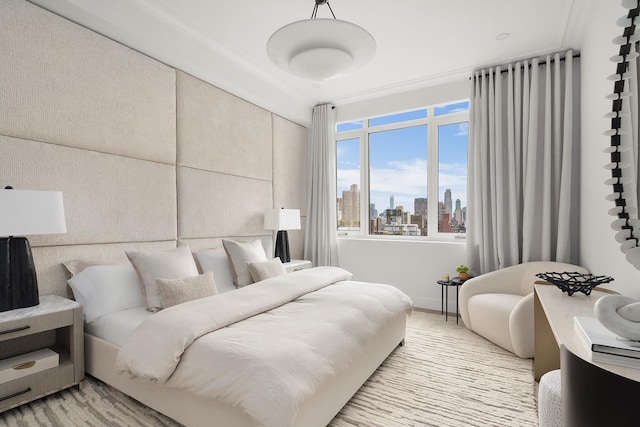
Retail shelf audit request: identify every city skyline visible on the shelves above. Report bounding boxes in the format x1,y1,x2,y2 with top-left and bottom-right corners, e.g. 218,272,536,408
366,189,467,218
338,183,467,235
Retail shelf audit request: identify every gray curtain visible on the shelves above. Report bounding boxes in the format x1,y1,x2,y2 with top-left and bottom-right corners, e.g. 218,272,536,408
304,103,338,266
467,50,580,274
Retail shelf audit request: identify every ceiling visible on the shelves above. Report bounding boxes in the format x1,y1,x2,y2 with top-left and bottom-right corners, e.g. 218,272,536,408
27,0,594,125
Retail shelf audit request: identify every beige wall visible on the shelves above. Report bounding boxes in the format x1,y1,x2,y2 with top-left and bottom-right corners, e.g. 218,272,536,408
0,0,307,297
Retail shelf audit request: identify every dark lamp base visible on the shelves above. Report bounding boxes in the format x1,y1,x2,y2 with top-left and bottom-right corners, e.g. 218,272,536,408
274,230,291,263
0,237,39,312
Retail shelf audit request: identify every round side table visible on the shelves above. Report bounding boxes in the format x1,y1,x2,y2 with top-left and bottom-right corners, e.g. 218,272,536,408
436,277,465,324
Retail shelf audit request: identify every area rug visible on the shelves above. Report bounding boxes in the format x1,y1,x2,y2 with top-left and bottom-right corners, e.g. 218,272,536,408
0,311,537,427
329,311,538,427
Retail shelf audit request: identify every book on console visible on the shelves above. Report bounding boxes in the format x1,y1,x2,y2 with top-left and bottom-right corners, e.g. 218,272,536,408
574,316,640,369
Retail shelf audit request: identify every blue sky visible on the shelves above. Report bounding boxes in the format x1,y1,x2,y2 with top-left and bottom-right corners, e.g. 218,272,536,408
337,102,469,215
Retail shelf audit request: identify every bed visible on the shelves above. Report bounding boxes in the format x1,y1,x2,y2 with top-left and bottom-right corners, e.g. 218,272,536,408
72,244,412,427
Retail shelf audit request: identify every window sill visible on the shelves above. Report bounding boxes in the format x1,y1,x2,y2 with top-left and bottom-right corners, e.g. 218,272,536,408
337,234,466,244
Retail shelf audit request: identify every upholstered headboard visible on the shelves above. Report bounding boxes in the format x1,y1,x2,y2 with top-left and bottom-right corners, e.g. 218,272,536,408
0,0,308,297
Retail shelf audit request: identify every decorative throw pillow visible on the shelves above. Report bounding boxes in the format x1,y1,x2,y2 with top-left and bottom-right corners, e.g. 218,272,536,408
67,264,145,323
126,245,200,311
195,248,236,294
156,271,217,309
222,239,268,287
248,258,287,282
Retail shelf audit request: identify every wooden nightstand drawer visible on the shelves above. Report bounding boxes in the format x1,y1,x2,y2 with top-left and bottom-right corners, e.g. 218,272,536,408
0,362,74,411
0,311,73,342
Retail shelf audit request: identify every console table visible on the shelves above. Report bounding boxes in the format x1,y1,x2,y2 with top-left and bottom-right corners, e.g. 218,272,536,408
533,283,640,382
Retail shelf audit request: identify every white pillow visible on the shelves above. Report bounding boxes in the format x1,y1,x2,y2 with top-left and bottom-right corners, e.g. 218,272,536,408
63,257,129,276
222,239,268,287
195,248,236,294
67,264,145,323
126,246,200,311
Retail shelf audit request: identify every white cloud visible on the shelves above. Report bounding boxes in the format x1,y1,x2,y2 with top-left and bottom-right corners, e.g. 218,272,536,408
455,122,469,137
336,145,349,158
446,107,469,114
337,169,360,193
369,159,428,211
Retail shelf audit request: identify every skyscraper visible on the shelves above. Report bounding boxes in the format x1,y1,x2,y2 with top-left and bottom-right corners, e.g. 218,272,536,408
390,194,395,209
342,184,360,227
454,198,463,225
414,197,428,217
369,203,378,218
444,189,452,215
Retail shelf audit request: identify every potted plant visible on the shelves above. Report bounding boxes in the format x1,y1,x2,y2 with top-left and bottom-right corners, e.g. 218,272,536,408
456,264,469,281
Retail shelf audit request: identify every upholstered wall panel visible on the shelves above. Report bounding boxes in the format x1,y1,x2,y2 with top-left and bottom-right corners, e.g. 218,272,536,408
176,71,272,180
2,1,309,298
177,167,272,239
287,230,306,261
0,135,177,246
272,115,308,216
33,241,176,297
272,115,307,261
0,0,176,164
179,237,272,257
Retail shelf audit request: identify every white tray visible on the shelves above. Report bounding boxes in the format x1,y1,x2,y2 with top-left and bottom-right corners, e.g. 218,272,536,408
0,348,59,383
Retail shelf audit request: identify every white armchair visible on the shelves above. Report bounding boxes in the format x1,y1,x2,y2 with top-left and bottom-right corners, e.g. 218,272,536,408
459,261,588,358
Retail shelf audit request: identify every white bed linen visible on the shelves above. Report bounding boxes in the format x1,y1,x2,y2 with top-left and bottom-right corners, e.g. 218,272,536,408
84,274,245,348
117,267,413,427
85,307,152,347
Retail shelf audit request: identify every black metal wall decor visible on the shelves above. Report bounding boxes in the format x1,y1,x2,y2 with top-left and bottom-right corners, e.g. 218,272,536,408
607,0,640,269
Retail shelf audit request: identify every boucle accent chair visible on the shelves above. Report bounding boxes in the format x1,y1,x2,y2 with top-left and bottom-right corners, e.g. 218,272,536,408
459,261,588,358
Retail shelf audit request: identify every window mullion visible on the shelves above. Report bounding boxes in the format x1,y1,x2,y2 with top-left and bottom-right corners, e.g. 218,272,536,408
361,129,368,236
427,111,439,237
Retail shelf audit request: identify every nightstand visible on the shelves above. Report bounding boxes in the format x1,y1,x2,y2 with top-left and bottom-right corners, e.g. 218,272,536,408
0,294,84,412
283,259,312,273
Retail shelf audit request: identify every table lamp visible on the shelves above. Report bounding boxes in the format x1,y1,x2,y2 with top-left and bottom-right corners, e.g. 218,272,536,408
264,208,301,263
0,187,66,312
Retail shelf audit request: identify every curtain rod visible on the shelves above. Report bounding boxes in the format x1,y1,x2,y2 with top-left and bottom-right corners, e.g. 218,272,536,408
469,52,581,79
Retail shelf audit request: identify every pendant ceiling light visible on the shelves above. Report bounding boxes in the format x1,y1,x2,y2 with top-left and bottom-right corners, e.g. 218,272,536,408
266,0,376,81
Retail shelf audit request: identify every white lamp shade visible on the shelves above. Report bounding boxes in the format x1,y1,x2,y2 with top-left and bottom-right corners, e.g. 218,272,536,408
267,18,376,81
0,190,66,237
264,208,301,231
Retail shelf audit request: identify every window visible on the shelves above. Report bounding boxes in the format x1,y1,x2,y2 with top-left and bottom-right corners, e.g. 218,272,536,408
336,101,469,238
438,122,468,233
336,137,361,231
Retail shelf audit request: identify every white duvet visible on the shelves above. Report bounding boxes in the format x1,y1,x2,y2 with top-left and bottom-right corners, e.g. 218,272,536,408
116,267,413,427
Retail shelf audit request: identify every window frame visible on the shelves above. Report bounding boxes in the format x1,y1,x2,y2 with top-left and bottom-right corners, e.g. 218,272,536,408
336,102,469,241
